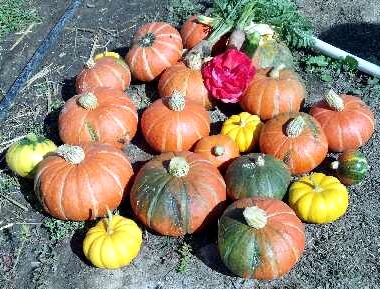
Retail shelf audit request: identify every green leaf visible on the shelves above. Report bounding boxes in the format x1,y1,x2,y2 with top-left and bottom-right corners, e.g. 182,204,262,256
342,55,359,71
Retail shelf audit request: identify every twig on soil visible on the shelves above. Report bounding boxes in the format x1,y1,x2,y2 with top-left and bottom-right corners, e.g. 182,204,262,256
22,64,53,91
65,26,97,34
99,27,119,37
0,221,42,231
0,193,29,211
10,22,36,51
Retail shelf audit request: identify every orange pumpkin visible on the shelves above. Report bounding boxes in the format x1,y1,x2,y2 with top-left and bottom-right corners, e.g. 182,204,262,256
141,91,210,152
180,15,212,49
59,87,138,149
259,112,328,175
193,135,240,170
34,144,134,221
126,22,183,81
76,52,131,94
240,64,305,120
158,53,212,109
309,90,375,152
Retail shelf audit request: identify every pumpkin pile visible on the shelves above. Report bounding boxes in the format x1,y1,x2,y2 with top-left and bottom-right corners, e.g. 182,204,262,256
5,10,375,279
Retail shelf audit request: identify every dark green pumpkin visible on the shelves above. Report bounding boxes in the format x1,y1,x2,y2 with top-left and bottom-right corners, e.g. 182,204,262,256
225,153,291,200
130,151,226,236
218,197,305,279
331,150,368,185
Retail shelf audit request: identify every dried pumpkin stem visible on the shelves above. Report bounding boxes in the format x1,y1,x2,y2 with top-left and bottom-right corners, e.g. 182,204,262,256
78,93,98,110
330,160,340,170
212,146,225,156
169,157,190,177
106,208,113,235
269,63,286,79
56,145,85,164
286,116,306,138
255,155,265,166
186,52,203,70
167,90,186,111
243,206,267,229
325,89,344,111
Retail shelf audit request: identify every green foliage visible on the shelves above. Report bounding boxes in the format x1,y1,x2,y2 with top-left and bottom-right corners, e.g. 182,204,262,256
0,0,40,39
42,218,84,241
177,242,192,273
304,54,359,82
165,0,206,27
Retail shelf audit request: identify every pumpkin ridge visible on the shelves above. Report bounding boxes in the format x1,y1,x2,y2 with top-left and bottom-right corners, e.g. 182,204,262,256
151,46,172,67
176,112,183,150
86,122,98,141
182,20,198,45
93,70,104,87
60,165,77,220
142,48,155,80
257,229,280,278
80,165,99,218
179,179,190,233
186,181,211,211
101,63,126,88
352,109,375,129
98,164,124,197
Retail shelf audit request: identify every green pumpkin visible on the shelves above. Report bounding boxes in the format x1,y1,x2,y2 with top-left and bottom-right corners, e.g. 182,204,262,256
225,153,291,200
5,133,57,178
331,150,368,185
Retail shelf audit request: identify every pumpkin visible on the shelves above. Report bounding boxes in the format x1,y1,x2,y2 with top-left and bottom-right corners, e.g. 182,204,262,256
225,153,291,200
58,87,138,149
130,152,227,236
76,51,131,93
34,144,134,221
331,150,369,185
141,91,210,152
126,22,183,81
220,112,263,153
240,64,305,120
158,52,212,109
193,134,240,171
218,197,305,279
83,210,142,269
259,112,328,175
288,172,349,223
309,90,375,152
6,133,57,178
180,15,212,49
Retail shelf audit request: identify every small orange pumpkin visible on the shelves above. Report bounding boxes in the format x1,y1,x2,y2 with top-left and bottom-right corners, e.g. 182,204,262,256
193,135,240,170
180,15,212,49
126,22,183,81
240,64,305,120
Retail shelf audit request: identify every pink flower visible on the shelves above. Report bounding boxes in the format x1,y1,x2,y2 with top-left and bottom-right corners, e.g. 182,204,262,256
202,49,256,103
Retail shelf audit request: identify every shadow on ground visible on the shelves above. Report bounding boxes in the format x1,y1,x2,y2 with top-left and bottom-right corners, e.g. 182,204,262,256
319,23,380,65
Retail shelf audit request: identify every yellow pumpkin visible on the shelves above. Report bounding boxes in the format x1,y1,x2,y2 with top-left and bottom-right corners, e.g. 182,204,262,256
83,211,142,269
6,133,57,178
220,112,263,152
288,172,349,224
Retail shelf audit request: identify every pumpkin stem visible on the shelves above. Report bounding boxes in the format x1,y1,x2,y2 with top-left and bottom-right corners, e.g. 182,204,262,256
139,32,155,47
286,116,306,138
167,90,186,111
169,156,190,177
269,63,286,79
56,144,85,164
94,51,120,61
239,120,246,127
255,155,265,166
105,208,113,235
26,132,39,142
212,145,225,156
186,52,203,70
331,160,340,170
325,89,344,111
78,93,98,110
243,206,267,229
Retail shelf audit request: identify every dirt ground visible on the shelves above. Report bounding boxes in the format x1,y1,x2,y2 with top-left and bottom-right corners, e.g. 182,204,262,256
0,1,379,289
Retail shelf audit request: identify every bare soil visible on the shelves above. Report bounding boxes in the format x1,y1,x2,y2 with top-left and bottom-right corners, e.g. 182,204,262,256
0,1,379,289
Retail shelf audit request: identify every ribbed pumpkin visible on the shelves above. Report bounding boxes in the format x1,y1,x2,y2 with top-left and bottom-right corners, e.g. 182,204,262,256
289,172,349,224
83,211,142,269
220,112,263,153
180,15,212,49
331,150,369,185
58,87,138,149
309,90,375,152
126,22,183,81
193,135,240,171
130,152,227,236
240,64,305,120
76,52,131,93
34,144,134,221
158,53,212,109
6,133,57,178
141,91,210,152
259,112,328,175
225,153,291,200
218,197,305,279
